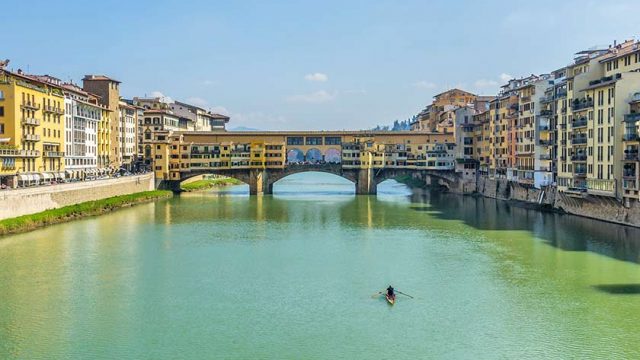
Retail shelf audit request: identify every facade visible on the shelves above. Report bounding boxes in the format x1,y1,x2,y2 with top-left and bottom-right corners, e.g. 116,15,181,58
61,83,102,179
82,75,121,171
118,101,138,170
170,101,229,131
148,130,456,183
411,89,478,132
0,68,66,187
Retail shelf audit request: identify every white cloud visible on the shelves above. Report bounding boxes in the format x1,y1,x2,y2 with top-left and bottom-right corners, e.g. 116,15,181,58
304,73,328,82
286,90,335,104
185,97,208,107
499,73,513,83
209,106,230,116
150,91,173,103
413,81,437,89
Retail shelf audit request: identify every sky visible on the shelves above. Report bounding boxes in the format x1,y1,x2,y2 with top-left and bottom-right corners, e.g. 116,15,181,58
3,0,640,130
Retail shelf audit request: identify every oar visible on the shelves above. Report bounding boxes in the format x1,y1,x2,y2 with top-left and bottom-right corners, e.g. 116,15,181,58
396,290,414,299
371,291,384,298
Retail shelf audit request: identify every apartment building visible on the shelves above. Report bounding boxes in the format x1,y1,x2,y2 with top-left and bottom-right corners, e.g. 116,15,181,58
0,68,65,187
82,75,121,170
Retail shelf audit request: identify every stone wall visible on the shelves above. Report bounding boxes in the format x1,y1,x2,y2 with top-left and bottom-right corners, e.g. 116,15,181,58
0,174,155,220
554,191,640,227
475,175,639,227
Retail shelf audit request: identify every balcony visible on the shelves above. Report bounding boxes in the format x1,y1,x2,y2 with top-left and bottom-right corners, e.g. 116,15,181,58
624,153,639,161
43,105,64,115
539,154,552,160
0,149,40,157
23,134,40,142
574,168,587,176
538,139,553,146
571,154,587,162
572,137,588,145
572,99,594,111
572,118,588,129
44,151,65,158
21,101,40,111
556,89,567,98
520,95,531,103
624,113,640,123
624,179,638,190
538,125,550,132
623,134,639,142
21,117,41,126
623,171,637,180
540,95,554,103
539,109,553,117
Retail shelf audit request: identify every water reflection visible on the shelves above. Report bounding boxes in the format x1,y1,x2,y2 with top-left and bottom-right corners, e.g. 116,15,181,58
415,191,640,264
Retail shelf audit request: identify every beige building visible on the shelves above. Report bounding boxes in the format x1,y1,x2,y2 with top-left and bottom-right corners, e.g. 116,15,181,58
82,75,121,170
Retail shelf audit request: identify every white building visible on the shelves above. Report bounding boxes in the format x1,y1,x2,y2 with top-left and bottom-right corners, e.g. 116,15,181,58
118,101,138,171
62,84,101,179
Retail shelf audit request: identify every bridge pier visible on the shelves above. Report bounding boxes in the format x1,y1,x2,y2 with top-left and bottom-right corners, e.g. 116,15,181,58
249,169,271,195
355,168,377,195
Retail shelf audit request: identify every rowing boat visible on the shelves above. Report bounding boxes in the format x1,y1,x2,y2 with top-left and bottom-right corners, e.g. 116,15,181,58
385,293,396,305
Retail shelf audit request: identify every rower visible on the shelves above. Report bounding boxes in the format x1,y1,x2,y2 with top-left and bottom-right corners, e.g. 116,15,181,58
387,285,395,297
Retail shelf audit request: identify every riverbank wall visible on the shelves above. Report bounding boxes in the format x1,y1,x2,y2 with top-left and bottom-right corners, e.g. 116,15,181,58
0,174,155,220
474,176,640,227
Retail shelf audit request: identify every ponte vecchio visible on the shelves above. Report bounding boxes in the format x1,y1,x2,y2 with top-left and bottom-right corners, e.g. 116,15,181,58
149,130,460,195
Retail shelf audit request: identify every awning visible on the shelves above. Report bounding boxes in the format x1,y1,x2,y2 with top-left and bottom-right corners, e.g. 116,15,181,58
42,173,53,180
32,174,41,182
65,170,73,176
56,172,65,179
17,174,31,182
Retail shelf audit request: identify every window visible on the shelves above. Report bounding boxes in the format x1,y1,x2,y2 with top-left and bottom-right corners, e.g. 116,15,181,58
306,136,322,145
287,137,303,145
0,123,4,134
325,136,341,145
0,106,3,117
0,91,4,100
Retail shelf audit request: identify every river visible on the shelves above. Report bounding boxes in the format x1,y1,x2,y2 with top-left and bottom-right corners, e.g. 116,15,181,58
1,173,640,359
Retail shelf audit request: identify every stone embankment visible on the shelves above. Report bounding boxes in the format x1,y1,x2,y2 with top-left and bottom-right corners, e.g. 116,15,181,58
0,174,155,220
474,176,640,227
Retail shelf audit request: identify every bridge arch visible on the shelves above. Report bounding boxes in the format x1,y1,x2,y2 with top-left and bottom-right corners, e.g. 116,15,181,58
305,148,323,163
287,148,304,164
324,148,341,163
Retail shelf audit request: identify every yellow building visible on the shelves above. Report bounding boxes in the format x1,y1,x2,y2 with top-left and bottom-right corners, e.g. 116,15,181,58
0,68,65,187
98,107,112,170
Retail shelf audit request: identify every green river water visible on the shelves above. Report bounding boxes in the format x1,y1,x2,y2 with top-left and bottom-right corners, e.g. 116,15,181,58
1,173,640,359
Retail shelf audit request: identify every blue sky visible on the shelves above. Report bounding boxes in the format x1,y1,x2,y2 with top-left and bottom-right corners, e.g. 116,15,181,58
3,0,640,130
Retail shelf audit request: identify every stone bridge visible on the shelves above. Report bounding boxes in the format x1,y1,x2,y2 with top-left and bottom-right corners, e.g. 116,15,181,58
162,163,460,195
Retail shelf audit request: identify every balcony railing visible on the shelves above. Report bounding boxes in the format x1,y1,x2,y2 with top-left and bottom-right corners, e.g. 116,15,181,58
539,154,552,160
572,99,594,111
556,89,567,98
623,171,637,179
539,109,553,116
23,134,40,142
21,117,41,126
43,105,64,115
623,134,639,141
624,113,640,123
538,139,553,146
520,96,531,103
572,137,588,145
540,95,554,103
571,154,587,162
538,125,550,132
572,118,588,128
624,153,639,161
21,101,40,110
44,151,65,157
574,168,587,176
0,149,40,157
